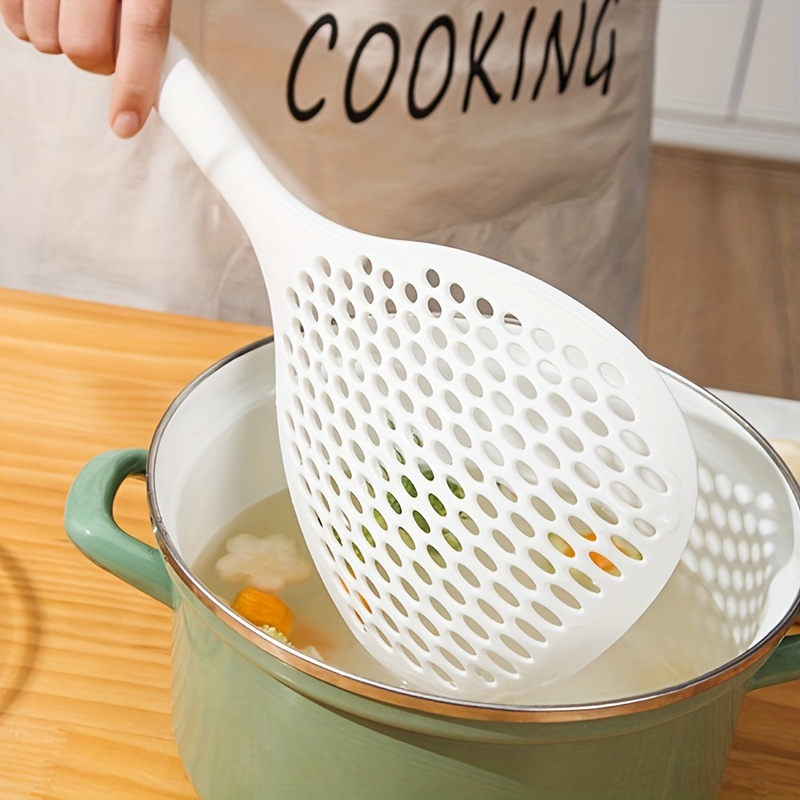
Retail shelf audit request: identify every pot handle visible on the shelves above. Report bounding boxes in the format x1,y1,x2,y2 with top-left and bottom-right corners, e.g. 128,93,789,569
747,633,800,691
64,449,174,608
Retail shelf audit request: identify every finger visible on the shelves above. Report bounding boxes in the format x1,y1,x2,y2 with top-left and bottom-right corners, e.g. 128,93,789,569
58,0,118,75
23,0,61,53
109,0,171,138
0,0,29,40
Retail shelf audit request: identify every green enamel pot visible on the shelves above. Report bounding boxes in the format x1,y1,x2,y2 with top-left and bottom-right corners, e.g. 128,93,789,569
65,338,800,800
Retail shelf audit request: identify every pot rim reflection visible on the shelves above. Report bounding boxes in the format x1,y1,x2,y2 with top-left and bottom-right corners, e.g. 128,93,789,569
146,336,800,723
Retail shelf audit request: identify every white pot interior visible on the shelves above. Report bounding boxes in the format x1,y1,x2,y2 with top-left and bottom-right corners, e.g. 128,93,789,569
150,340,800,704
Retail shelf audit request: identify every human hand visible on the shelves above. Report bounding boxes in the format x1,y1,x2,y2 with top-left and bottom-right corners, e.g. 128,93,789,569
0,0,172,138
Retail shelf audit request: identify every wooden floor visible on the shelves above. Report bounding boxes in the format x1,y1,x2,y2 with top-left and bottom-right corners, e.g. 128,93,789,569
640,146,800,401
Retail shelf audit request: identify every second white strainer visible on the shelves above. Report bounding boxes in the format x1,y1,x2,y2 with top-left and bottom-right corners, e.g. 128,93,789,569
158,42,698,700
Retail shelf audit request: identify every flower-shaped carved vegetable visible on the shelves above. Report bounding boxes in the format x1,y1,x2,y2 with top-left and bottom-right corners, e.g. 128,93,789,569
216,532,312,593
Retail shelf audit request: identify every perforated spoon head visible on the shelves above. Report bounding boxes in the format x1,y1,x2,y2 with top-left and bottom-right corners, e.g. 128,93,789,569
270,245,696,700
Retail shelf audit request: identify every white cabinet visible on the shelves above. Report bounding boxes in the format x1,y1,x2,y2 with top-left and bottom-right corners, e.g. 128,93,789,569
652,0,800,161
654,0,753,116
739,0,800,126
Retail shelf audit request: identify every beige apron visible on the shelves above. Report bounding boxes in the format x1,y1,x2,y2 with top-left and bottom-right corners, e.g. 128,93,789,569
0,0,658,340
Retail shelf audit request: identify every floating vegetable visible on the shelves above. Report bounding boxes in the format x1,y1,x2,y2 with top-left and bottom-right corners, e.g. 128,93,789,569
590,551,621,577
216,532,312,593
232,587,294,638
261,625,290,645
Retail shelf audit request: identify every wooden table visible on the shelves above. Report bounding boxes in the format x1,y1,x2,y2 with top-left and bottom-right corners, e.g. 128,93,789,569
0,288,798,798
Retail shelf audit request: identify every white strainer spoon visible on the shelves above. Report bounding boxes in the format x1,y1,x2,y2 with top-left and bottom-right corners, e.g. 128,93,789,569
158,40,698,701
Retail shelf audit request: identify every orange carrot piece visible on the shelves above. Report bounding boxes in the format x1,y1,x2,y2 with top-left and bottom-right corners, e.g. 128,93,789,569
589,551,621,577
232,587,294,637
356,592,372,613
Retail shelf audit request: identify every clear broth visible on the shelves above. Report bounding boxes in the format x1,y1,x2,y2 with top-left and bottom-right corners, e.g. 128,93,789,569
193,489,740,704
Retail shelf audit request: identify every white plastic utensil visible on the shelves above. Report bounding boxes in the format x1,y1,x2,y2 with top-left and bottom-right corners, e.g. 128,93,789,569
158,40,698,700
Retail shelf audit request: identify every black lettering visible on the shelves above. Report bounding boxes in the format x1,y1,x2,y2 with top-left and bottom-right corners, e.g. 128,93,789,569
512,7,537,102
532,3,587,100
585,0,618,95
463,11,504,113
344,23,400,123
408,15,455,120
287,14,338,122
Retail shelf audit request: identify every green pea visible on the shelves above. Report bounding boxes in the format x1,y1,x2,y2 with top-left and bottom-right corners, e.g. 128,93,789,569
413,510,431,534
374,509,388,530
386,492,402,514
427,545,446,568
446,477,465,499
362,526,375,547
443,529,462,551
401,475,418,497
429,493,447,517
